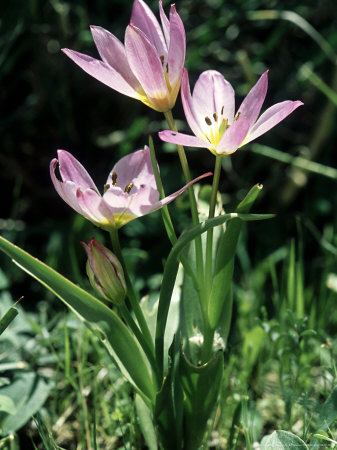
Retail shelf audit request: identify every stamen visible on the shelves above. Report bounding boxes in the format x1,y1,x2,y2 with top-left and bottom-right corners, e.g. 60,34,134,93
111,172,118,186
235,111,241,121
213,112,218,122
221,106,224,115
160,55,165,65
166,63,169,72
124,182,133,194
205,116,212,126
104,184,110,193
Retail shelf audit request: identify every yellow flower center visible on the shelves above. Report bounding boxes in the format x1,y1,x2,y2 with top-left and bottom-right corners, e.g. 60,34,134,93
203,108,241,149
203,106,229,147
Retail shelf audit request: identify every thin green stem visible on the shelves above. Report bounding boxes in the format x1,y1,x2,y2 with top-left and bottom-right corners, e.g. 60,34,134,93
205,155,223,293
148,135,199,290
109,229,154,356
148,135,177,244
163,110,206,303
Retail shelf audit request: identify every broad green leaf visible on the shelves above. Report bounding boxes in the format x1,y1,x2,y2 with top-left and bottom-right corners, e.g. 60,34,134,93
0,236,155,404
179,351,224,450
208,184,264,330
0,372,52,435
155,209,273,376
155,336,183,450
0,395,15,415
309,386,337,449
261,430,308,449
135,394,157,450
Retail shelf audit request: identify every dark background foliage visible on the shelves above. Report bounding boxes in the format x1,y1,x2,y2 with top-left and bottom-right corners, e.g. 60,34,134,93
1,0,336,302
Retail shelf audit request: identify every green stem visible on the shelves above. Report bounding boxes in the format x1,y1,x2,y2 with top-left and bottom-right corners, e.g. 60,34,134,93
148,135,199,290
109,229,154,356
205,155,223,293
163,110,206,303
200,326,215,364
148,135,177,244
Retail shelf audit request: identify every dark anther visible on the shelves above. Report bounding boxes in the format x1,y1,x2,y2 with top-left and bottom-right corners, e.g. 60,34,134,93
205,116,212,126
213,112,218,122
235,111,241,121
104,184,110,193
221,106,224,115
160,55,165,65
124,182,133,194
111,172,118,186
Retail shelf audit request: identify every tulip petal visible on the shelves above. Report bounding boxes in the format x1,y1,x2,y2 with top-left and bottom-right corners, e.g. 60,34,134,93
90,26,141,90
180,69,205,138
217,116,250,154
167,5,186,88
50,159,99,219
125,25,169,110
107,147,156,192
56,150,98,190
159,130,210,149
62,49,139,98
159,0,170,46
142,172,212,215
192,70,235,126
244,100,303,144
237,70,269,128
76,188,114,225
130,0,167,56
50,159,75,206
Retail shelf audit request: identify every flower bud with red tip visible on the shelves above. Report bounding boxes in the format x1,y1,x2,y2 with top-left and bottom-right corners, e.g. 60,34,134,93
82,238,126,305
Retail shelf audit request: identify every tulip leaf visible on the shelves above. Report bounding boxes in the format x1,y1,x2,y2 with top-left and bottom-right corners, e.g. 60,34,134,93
155,207,274,376
0,306,19,336
155,337,183,450
134,394,157,450
179,350,224,450
208,184,264,331
0,236,155,404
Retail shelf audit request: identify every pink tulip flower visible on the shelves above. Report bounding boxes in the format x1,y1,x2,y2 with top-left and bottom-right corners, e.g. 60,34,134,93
50,147,211,230
159,69,303,155
62,0,186,112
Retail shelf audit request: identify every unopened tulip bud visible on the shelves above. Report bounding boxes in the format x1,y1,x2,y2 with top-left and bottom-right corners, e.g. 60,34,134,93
81,238,126,305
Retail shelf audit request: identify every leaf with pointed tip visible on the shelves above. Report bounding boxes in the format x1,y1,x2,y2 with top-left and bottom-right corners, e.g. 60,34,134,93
208,184,265,331
155,208,274,376
0,236,155,404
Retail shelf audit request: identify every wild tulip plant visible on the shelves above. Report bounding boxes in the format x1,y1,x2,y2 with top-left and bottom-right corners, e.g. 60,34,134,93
0,0,303,448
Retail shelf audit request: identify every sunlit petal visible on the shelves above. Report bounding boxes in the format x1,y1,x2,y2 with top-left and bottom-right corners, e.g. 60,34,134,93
130,0,167,56
62,49,139,98
237,70,269,128
90,26,141,90
159,130,208,148
244,100,304,144
125,25,169,111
